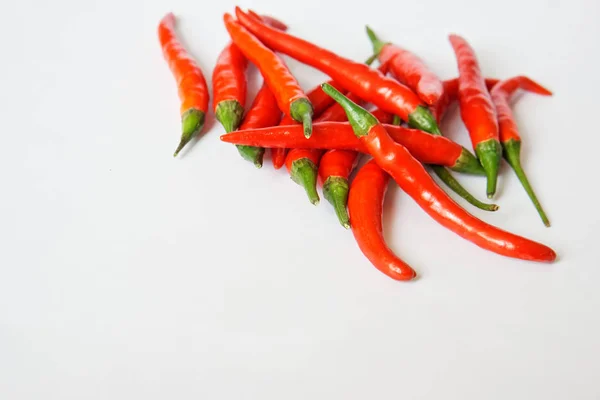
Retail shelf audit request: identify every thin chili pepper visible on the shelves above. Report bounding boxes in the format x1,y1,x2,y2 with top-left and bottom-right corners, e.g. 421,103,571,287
212,42,247,133
158,13,209,157
234,8,441,136
449,34,502,198
318,150,358,228
432,78,499,123
491,76,553,226
223,14,314,137
272,80,345,169
235,82,282,167
321,83,556,262
285,148,322,205
349,159,417,280
366,26,444,106
220,122,484,174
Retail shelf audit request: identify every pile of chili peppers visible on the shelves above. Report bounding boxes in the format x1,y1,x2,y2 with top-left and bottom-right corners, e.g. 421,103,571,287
158,8,556,280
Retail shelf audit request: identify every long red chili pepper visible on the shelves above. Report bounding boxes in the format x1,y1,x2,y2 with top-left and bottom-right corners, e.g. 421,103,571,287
366,26,444,106
223,14,314,137
235,82,282,167
234,8,441,136
220,122,483,174
321,83,556,262
158,13,209,157
272,80,344,169
449,34,502,198
212,42,247,134
318,150,358,228
349,159,417,280
491,76,553,226
432,78,499,123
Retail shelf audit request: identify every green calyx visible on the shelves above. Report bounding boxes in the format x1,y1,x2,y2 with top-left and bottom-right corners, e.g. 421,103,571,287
289,98,314,138
290,158,320,205
235,145,265,168
451,148,486,175
215,100,245,133
503,139,550,227
174,108,205,157
323,176,351,229
321,83,378,137
408,105,442,135
431,165,498,212
392,115,402,126
475,139,503,199
365,25,389,56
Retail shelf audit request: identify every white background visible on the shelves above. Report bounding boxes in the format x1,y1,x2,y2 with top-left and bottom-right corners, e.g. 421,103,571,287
1,0,599,398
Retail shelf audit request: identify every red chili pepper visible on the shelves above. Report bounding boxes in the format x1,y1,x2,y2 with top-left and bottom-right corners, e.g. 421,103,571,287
284,148,323,205
271,80,345,169
247,11,288,31
220,122,483,174
449,34,503,198
223,14,314,137
491,76,553,226
212,42,247,134
366,26,444,106
349,159,417,280
432,78,499,123
234,8,441,136
234,82,282,167
322,83,556,262
318,149,359,228
158,13,209,157
370,108,395,124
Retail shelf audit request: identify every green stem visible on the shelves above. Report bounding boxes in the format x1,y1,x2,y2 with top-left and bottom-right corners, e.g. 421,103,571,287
215,100,245,133
407,105,442,135
290,98,314,138
321,83,378,136
475,139,503,198
392,115,402,126
323,176,351,228
174,108,205,157
451,148,486,175
503,139,550,227
431,166,499,212
365,26,388,56
235,145,265,168
290,158,320,205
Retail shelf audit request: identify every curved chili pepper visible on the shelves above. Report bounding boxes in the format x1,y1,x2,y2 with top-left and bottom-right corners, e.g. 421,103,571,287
285,148,322,205
212,42,247,135
366,26,444,106
224,14,314,137
235,82,282,167
449,34,502,198
432,78,499,123
220,122,483,174
158,13,209,157
322,83,556,262
234,8,440,136
318,150,358,228
491,76,553,226
349,159,417,280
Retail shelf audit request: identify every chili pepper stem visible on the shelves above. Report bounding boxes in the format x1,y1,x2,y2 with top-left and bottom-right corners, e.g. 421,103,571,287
235,145,265,168
431,166,499,212
475,139,503,198
364,53,378,66
321,83,377,137
290,98,314,138
174,108,205,157
365,26,388,56
290,158,320,205
215,100,245,133
323,176,351,228
407,105,442,135
392,115,402,126
503,139,550,226
452,148,486,175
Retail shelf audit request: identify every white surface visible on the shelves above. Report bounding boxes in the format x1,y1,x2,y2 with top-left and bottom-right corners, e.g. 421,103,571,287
1,0,599,398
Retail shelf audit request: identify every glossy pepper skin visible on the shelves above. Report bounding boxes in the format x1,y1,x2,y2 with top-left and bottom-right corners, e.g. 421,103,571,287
234,7,441,136
271,80,344,169
158,13,209,157
491,76,553,226
212,42,247,134
349,160,417,281
322,83,556,262
221,122,483,173
449,34,502,198
366,26,444,106
235,82,282,167
223,14,314,137
432,78,499,123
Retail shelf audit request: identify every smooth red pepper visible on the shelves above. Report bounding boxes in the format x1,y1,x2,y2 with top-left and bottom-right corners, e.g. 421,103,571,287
212,42,247,134
322,83,556,262
234,82,282,167
432,78,499,123
449,34,502,198
349,160,417,280
224,14,314,137
318,149,359,229
366,26,444,106
234,7,441,136
491,76,553,226
158,13,209,157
